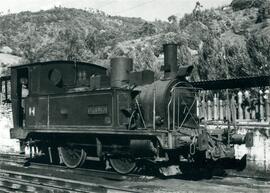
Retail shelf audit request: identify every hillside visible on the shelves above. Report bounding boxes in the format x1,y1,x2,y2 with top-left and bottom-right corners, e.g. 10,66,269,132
106,0,270,81
0,7,167,65
0,0,270,81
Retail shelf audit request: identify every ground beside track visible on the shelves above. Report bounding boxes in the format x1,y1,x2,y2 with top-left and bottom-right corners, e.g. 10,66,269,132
0,158,270,193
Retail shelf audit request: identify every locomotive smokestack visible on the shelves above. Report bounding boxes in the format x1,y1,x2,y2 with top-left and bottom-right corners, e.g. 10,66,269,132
110,57,133,88
163,44,178,78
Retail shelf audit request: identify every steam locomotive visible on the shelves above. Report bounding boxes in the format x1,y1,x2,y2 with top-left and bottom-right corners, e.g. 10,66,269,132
8,44,252,175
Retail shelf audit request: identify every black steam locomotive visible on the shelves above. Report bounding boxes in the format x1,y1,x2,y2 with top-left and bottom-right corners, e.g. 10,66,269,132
8,44,252,174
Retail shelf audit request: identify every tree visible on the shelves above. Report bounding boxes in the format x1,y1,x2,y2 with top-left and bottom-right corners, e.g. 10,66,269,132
85,32,97,54
19,25,46,63
257,0,270,23
193,1,203,20
168,15,177,23
167,15,178,32
138,22,157,36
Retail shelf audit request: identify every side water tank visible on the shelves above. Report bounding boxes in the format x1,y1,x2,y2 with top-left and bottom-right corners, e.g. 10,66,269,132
110,57,133,88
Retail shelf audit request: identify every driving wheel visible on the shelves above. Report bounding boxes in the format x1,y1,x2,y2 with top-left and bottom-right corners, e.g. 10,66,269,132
59,146,87,168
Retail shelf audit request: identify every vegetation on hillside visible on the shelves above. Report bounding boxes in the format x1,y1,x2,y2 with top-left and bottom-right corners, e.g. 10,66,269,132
106,0,270,81
0,0,270,81
0,7,167,64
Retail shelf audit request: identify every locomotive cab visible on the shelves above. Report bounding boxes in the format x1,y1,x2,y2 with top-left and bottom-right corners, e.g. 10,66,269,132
10,61,118,139
10,67,29,129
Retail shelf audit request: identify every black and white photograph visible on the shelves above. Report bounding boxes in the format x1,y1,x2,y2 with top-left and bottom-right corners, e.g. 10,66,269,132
0,0,270,192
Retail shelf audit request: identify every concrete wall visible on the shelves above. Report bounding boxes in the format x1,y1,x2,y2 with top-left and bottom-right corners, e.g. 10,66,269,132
0,112,19,153
235,126,270,176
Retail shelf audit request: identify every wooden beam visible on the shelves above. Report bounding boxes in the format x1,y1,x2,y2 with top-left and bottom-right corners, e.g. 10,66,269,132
191,76,270,90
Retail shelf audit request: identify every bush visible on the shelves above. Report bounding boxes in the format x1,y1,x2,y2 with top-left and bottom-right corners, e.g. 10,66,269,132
257,0,270,22
247,27,270,74
231,0,264,11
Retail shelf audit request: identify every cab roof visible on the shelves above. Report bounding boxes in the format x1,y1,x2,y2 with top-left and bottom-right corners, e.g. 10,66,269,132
11,60,107,71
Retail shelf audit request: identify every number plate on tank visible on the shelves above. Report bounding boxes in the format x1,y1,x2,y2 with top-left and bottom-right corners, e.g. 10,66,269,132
87,105,108,115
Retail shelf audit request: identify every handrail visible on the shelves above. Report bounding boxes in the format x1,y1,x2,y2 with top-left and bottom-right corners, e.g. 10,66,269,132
135,99,146,129
153,84,156,131
177,99,197,131
167,88,174,131
172,89,176,131
168,86,199,131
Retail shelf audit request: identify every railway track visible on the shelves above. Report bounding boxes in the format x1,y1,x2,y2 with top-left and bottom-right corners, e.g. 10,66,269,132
1,153,269,193
1,153,269,181
0,153,25,164
0,153,153,192
0,153,154,181
0,169,137,193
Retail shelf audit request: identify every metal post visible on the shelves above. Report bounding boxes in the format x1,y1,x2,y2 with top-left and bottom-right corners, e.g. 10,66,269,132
214,94,218,120
4,80,8,101
231,94,237,128
168,132,173,149
226,89,230,121
196,93,200,118
260,90,264,121
219,100,223,120
244,90,250,120
172,88,176,131
48,147,53,163
238,91,243,120
202,91,207,126
207,100,212,120
226,89,230,145
178,93,180,127
266,89,270,122
153,84,156,131
0,84,2,112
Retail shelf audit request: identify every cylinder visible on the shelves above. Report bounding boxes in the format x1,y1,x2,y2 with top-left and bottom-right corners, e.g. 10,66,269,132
163,44,178,78
110,57,133,88
130,140,157,157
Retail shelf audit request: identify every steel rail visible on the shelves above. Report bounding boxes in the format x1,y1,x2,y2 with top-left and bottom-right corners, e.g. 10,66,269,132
0,169,139,193
2,153,269,183
0,153,154,181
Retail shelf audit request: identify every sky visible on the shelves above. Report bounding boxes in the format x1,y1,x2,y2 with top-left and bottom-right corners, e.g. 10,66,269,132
0,0,231,21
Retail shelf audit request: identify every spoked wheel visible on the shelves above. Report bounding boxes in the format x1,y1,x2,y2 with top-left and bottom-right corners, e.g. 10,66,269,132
109,157,137,174
59,146,87,168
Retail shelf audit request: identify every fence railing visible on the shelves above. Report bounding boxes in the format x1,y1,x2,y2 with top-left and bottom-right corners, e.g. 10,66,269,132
196,90,270,124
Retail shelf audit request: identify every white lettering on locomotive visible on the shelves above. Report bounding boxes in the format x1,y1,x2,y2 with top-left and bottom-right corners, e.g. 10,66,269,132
29,107,35,116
